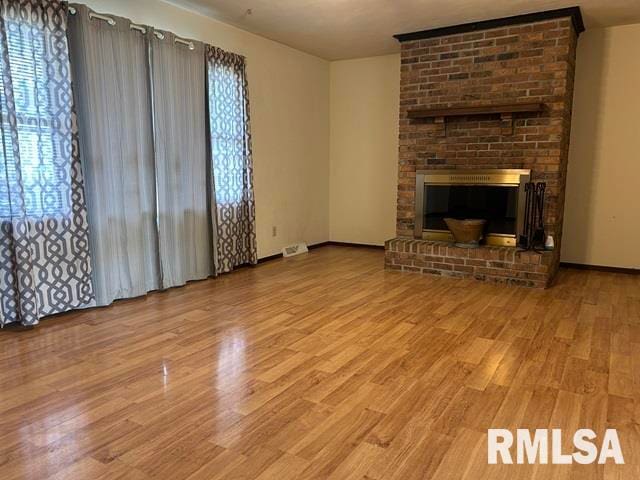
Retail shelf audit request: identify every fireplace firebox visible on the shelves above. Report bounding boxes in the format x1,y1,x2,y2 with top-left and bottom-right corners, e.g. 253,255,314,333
414,169,530,247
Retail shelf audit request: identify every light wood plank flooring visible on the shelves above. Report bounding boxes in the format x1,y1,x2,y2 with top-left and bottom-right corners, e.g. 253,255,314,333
1,246,639,479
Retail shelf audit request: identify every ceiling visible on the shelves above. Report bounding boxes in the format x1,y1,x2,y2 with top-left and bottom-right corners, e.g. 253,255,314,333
166,0,640,60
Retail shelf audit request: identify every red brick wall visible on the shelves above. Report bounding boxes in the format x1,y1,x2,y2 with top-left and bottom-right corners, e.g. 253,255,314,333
397,17,579,262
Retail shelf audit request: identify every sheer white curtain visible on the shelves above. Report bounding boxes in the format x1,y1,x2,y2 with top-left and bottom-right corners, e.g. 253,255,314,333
68,5,160,306
151,31,213,287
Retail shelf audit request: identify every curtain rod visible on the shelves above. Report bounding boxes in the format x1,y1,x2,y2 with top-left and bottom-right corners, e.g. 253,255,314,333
175,38,196,51
88,12,116,26
68,6,146,34
153,31,195,51
67,6,194,48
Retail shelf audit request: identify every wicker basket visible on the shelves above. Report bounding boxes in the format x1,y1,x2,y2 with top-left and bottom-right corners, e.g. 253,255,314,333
444,218,486,248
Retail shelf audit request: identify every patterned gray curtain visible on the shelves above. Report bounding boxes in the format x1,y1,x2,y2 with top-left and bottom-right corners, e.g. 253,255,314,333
0,0,94,326
206,46,257,274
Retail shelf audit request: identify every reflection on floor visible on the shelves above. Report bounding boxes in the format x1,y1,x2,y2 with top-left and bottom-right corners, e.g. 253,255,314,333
1,246,639,479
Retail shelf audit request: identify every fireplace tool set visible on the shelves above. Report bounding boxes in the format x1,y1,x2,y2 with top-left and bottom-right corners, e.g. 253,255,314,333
519,182,547,252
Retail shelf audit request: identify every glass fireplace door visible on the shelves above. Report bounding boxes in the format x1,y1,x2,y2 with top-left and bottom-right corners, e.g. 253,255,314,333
424,185,519,235
414,169,530,247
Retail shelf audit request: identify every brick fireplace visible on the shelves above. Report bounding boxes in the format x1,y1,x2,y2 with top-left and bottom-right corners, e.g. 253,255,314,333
384,7,584,288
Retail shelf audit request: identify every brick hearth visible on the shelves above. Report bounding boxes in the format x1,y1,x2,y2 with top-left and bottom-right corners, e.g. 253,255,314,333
386,8,582,287
385,238,555,288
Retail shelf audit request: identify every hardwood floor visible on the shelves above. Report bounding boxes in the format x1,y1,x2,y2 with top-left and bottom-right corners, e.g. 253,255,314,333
1,246,639,479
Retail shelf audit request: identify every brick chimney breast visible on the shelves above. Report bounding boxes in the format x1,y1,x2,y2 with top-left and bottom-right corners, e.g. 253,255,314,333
387,7,583,287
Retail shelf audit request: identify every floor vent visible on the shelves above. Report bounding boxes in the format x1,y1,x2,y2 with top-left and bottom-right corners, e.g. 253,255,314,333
282,242,308,258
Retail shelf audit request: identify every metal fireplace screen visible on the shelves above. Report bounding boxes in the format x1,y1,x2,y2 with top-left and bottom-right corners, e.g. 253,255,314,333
414,169,531,247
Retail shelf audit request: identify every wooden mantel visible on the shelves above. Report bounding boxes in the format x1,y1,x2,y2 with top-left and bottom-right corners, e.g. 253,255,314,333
406,103,544,120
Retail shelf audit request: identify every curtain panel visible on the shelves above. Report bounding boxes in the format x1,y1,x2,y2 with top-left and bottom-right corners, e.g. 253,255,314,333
151,31,213,287
0,0,94,326
68,5,160,306
207,47,257,274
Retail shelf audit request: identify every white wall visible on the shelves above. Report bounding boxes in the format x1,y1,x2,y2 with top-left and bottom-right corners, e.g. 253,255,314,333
562,23,640,269
329,55,400,245
80,0,330,258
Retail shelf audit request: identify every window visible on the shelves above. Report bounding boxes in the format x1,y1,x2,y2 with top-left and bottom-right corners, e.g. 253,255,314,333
0,17,71,218
209,61,248,206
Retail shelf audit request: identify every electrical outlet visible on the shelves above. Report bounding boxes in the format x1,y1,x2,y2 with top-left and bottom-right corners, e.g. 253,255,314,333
272,226,277,237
